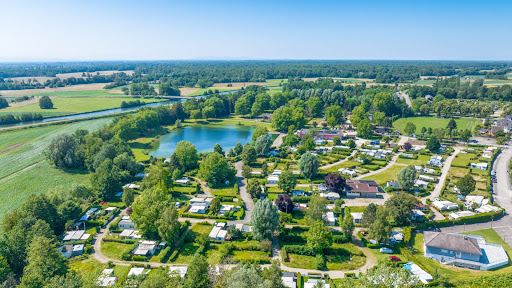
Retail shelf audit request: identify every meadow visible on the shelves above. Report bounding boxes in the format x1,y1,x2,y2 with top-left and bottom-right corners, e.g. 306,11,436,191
393,116,480,135
0,118,113,221
361,164,406,186
0,96,163,117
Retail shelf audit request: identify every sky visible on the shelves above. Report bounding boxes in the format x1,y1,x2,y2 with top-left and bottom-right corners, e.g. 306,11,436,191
0,0,511,61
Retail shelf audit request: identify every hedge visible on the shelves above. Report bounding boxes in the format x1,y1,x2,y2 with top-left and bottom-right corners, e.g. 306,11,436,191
281,247,289,262
132,255,148,262
291,196,311,203
333,234,351,244
102,237,137,244
283,245,316,256
170,250,179,261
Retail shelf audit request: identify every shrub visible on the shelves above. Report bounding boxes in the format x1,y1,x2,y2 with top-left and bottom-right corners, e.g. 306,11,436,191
333,234,351,244
281,247,289,262
170,250,179,261
315,254,326,270
85,244,92,254
132,255,148,262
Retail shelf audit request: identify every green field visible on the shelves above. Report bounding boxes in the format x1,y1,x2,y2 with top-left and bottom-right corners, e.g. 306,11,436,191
393,116,480,135
362,164,405,186
0,118,113,221
0,97,164,117
32,90,124,97
186,87,236,96
396,154,431,166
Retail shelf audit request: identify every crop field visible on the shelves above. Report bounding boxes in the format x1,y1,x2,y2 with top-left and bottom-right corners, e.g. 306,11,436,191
0,118,113,221
0,97,163,117
393,116,480,134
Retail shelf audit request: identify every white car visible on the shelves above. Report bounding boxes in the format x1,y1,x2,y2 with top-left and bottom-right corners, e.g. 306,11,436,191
380,247,393,254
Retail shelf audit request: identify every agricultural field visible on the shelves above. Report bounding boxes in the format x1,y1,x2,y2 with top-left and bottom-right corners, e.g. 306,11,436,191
0,118,113,221
393,116,480,135
0,96,164,117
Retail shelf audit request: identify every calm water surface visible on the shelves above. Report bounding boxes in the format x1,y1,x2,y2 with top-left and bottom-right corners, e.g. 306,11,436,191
149,125,255,157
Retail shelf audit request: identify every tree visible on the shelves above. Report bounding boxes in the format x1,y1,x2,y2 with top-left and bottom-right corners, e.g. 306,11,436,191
357,118,373,138
235,97,251,116
446,118,457,138
385,193,419,226
397,165,416,191
369,206,392,244
174,141,198,171
361,203,377,228
251,102,263,117
122,188,135,206
347,139,356,149
325,105,344,124
261,260,284,288
306,195,328,224
91,159,123,200
0,98,8,109
250,198,279,241
198,153,235,187
183,254,209,288
158,82,180,96
38,96,53,109
242,165,252,179
333,137,342,145
225,265,271,288
404,122,416,136
131,187,167,238
20,237,67,288
457,174,476,196
46,134,79,169
157,206,180,245
460,129,472,142
255,135,272,156
252,126,269,142
213,143,224,155
433,128,446,141
303,136,315,151
306,97,323,117
271,106,306,131
209,198,221,214
275,194,293,213
241,144,257,165
247,179,261,197
359,262,412,288
307,221,333,253
0,255,11,283
277,169,297,193
298,152,320,180
341,213,355,238
426,136,441,152
324,173,346,192
403,142,412,152
234,142,243,156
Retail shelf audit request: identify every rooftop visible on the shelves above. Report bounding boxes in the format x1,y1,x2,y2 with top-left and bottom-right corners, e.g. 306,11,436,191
424,231,482,256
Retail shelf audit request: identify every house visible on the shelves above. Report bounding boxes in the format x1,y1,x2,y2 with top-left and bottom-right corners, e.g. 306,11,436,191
374,151,386,159
304,279,330,288
428,155,443,167
403,262,433,284
492,118,512,134
320,192,340,201
465,195,486,208
133,240,158,256
386,181,400,189
135,173,146,178
128,267,146,277
190,197,206,205
105,207,117,214
281,272,296,288
475,205,501,214
267,174,279,184
338,168,357,177
189,203,208,214
80,208,100,221
419,175,436,182
292,190,306,197
414,179,429,189
120,229,142,239
351,212,363,224
449,211,476,220
389,231,404,243
411,209,425,221
234,224,252,233
323,211,337,226
63,230,90,241
424,232,509,270
118,216,136,229
96,269,117,287
345,180,379,198
209,223,228,241
123,183,140,189
432,200,458,211
169,266,188,278
219,204,234,215
425,94,434,101
402,153,414,158
482,150,493,158
414,166,423,173
470,163,488,170
176,177,191,185
73,244,84,256
423,168,436,174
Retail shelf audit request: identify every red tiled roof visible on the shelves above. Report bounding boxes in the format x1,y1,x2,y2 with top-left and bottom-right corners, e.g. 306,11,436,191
346,180,379,194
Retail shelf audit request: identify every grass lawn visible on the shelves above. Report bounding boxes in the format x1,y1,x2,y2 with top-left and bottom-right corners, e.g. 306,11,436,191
232,250,271,263
100,242,133,260
211,185,238,198
396,154,431,166
409,230,512,282
287,253,316,269
362,164,405,186
393,117,479,135
323,160,361,173
183,87,236,97
69,256,106,276
173,243,201,264
190,223,213,236
0,97,163,117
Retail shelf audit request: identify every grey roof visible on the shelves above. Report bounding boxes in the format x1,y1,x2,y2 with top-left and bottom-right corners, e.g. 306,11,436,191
424,232,482,256
282,272,294,277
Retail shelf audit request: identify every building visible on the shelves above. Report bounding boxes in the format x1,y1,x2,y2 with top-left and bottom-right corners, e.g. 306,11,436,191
403,262,433,284
118,216,136,229
351,212,363,224
470,163,488,170
319,192,340,201
465,195,486,208
411,209,425,221
219,204,234,215
414,166,423,173
345,180,379,198
419,175,436,182
176,177,191,185
169,266,188,278
128,267,146,277
475,205,501,214
386,181,400,189
449,211,476,220
59,244,84,259
281,272,296,288
428,155,443,167
96,269,118,287
424,232,509,270
432,200,458,211
323,211,337,226
414,179,429,189
292,190,306,197
63,230,90,241
123,183,140,189
133,240,158,256
119,229,142,239
338,168,357,177
304,279,330,288
209,223,228,241
234,224,252,233
267,174,279,184
423,168,436,174
402,153,414,158
189,203,208,214
296,128,344,140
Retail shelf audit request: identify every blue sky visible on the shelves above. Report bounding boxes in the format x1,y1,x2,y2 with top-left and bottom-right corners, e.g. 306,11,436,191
0,0,510,61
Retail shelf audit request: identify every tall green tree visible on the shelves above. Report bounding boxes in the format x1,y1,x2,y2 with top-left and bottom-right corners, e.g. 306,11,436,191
385,193,419,226
131,187,167,238
183,254,209,288
20,237,67,288
38,96,53,109
255,135,272,156
277,169,297,193
252,126,269,142
341,212,355,238
446,118,457,137
426,136,441,152
247,179,262,197
404,122,416,135
307,221,333,253
361,203,377,228
198,152,235,187
298,152,320,180
226,265,271,288
122,188,135,207
174,141,198,171
457,174,476,196
369,206,392,244
306,97,323,117
250,198,279,241
46,134,79,169
306,195,328,225
157,206,180,245
241,144,257,165
213,143,224,155
397,165,416,191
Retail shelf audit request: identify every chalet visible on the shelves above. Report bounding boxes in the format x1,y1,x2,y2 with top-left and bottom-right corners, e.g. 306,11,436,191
133,240,158,256
118,216,136,229
267,174,279,184
176,177,191,185
350,212,363,224
169,266,188,279
345,180,379,198
470,163,488,170
424,232,508,270
338,168,357,177
428,155,443,167
432,200,458,211
282,272,296,288
386,181,400,189
414,179,428,189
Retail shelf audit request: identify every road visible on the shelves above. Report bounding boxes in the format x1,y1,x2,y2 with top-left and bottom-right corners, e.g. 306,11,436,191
424,146,461,202
355,152,403,180
271,133,285,148
397,91,412,108
232,161,254,224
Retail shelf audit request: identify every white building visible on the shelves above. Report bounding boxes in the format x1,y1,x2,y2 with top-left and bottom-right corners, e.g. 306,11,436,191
433,200,458,211
319,192,340,201
419,175,436,182
118,216,136,229
96,269,117,287
351,212,363,224
169,266,188,278
428,155,444,167
449,211,476,220
470,163,488,170
267,174,279,184
414,179,429,189
133,240,158,256
323,211,337,226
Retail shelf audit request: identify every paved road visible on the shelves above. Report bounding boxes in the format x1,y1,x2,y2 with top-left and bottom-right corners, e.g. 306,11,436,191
425,147,461,202
271,133,286,148
232,161,254,224
397,91,412,108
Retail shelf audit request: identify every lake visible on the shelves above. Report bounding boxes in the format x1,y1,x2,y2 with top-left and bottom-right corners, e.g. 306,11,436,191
149,124,255,157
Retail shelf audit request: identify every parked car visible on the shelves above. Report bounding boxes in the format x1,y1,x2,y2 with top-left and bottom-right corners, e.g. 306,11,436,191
390,256,401,262
380,247,393,254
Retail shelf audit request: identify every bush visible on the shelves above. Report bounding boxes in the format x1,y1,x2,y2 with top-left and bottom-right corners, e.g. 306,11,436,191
132,255,148,262
170,250,179,261
85,244,92,254
333,234,351,244
283,245,315,256
281,247,289,262
121,252,131,261
158,246,172,263
315,254,326,270
345,273,356,278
